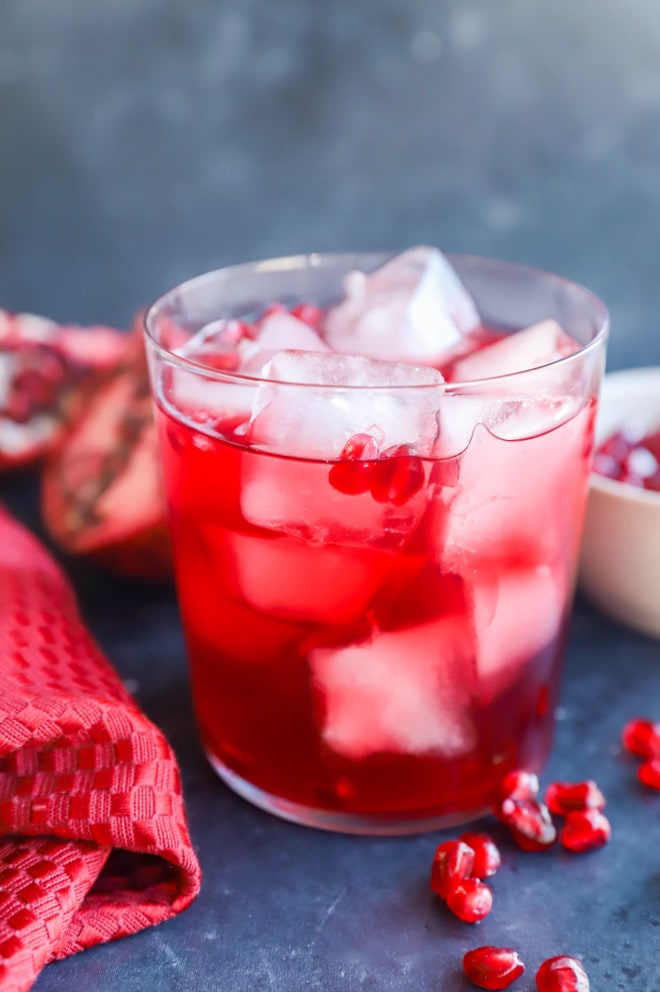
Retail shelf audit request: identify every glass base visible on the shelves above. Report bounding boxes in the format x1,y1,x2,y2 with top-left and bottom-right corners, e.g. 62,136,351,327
206,751,491,836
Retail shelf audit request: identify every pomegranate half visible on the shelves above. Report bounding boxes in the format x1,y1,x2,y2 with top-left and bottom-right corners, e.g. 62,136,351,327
41,332,173,582
0,309,126,470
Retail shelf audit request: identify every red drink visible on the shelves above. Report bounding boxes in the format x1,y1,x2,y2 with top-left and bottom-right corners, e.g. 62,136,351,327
145,250,608,832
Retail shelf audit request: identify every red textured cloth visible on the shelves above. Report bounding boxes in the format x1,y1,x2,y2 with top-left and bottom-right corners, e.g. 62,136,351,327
0,507,201,992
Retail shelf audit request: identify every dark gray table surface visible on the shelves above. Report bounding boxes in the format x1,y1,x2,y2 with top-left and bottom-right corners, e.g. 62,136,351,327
2,2,660,990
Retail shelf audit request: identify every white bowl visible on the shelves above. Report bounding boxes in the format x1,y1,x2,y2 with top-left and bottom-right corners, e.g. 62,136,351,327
578,366,660,639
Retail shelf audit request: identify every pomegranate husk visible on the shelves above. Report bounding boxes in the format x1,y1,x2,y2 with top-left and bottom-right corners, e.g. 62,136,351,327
0,309,127,470
41,332,173,582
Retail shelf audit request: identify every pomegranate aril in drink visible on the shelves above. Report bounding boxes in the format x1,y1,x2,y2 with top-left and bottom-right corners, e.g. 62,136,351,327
328,433,379,495
560,809,611,852
290,302,324,330
459,832,502,878
462,946,525,990
545,780,606,815
622,717,660,758
500,798,557,851
446,878,493,922
370,444,425,505
638,758,660,790
535,955,590,992
430,840,475,899
497,769,540,804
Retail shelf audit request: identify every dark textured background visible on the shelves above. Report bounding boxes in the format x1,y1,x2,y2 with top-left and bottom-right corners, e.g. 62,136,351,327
1,2,659,990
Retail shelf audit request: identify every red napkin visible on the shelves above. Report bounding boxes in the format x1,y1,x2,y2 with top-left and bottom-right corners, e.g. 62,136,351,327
0,507,201,992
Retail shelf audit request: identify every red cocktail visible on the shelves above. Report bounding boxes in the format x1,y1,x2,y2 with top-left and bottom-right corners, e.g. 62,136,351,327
145,250,608,833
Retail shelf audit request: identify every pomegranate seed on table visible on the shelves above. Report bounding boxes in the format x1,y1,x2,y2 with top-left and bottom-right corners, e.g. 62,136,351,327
328,433,380,495
445,878,493,923
638,758,660,790
429,840,475,900
369,444,425,505
535,955,590,991
497,769,540,803
462,946,525,989
459,832,502,878
499,798,557,851
560,809,611,852
544,780,606,815
622,718,660,759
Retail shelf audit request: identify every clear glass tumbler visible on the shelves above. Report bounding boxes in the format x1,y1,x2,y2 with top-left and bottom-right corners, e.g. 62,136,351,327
144,252,608,834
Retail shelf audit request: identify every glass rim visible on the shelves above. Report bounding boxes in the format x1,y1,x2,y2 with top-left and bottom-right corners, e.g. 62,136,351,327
143,251,610,392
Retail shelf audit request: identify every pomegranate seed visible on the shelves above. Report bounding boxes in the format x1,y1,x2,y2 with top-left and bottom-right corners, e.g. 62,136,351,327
462,946,525,989
536,955,590,991
328,433,380,495
370,444,425,505
290,302,324,330
499,798,557,851
429,840,475,900
622,718,660,759
446,878,493,923
544,780,606,815
497,769,540,804
459,832,502,878
258,302,287,321
638,758,660,790
560,809,611,852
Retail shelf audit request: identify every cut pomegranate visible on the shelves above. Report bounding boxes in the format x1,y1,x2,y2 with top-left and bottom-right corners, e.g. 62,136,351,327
462,946,525,989
560,809,611,852
41,332,172,581
545,780,606,816
622,718,660,759
459,832,502,878
638,758,660,790
429,840,475,900
445,878,493,923
328,433,380,495
497,769,540,804
370,444,425,505
535,955,590,991
499,798,557,851
0,309,125,470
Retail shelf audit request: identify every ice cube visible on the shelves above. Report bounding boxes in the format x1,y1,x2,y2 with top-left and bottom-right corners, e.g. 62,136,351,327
253,311,329,353
309,618,477,759
224,530,396,625
164,364,258,433
246,350,444,459
472,564,566,694
437,402,593,570
324,246,480,366
450,320,579,382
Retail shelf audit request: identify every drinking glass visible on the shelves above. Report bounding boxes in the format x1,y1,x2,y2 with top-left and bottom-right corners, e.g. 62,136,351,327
144,252,608,834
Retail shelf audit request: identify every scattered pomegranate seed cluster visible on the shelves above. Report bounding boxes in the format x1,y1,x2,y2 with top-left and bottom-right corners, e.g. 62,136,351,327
494,770,611,854
621,717,660,790
462,947,589,990
429,769,605,986
429,833,499,922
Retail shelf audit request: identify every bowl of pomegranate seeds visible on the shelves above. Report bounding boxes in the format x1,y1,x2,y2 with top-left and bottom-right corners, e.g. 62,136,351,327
579,366,660,638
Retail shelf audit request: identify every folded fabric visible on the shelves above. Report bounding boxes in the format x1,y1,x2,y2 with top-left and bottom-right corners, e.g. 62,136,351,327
0,507,201,992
